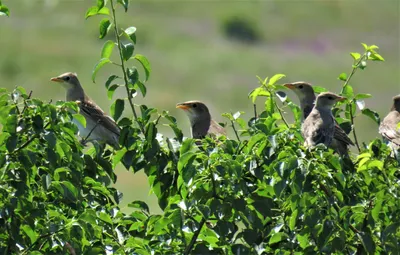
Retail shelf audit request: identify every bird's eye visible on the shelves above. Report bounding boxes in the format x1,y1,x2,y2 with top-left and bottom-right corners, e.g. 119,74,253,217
65,76,70,81
192,103,197,108
298,85,303,89
328,96,333,100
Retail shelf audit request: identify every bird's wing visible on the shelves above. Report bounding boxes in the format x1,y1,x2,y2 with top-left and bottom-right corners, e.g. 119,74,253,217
208,120,227,136
379,112,400,146
78,100,121,136
333,123,354,146
311,127,333,146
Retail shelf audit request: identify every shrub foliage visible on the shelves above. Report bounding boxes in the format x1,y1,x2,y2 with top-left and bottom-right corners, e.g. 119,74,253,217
0,1,399,254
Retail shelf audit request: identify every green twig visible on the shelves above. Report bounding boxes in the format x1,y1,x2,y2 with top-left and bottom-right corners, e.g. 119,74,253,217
340,53,368,152
109,0,145,134
183,217,206,255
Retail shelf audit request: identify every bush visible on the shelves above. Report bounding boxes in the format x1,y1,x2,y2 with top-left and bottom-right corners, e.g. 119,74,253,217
0,1,399,254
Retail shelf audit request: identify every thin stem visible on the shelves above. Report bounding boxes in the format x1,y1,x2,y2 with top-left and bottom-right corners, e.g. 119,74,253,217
349,100,361,152
109,0,145,134
230,119,241,142
340,54,367,152
13,122,51,154
274,99,289,128
183,217,206,255
253,104,257,120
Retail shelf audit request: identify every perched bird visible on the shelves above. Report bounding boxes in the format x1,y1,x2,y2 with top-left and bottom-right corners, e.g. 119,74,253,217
50,72,120,149
285,82,354,156
176,101,226,139
379,95,400,153
302,92,346,148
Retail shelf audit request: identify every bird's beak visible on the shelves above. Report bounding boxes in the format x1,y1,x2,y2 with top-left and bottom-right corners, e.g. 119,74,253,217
337,96,346,102
176,103,190,111
284,83,295,90
50,77,63,83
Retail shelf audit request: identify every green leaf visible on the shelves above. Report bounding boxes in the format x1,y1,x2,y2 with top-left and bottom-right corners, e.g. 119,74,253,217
362,108,380,125
105,74,119,89
97,0,105,9
85,6,109,19
101,40,115,59
4,114,17,134
21,225,38,244
350,52,361,60
358,232,376,254
85,6,99,19
127,67,139,86
0,4,9,16
92,58,111,82
269,232,287,245
99,18,111,39
134,80,147,97
117,0,129,12
124,26,137,44
121,43,134,61
338,73,347,81
342,84,354,98
73,114,86,128
128,201,150,214
361,43,368,50
368,52,385,61
269,74,286,85
355,93,372,100
112,147,127,168
248,87,270,103
107,84,120,100
134,54,151,82
111,99,124,122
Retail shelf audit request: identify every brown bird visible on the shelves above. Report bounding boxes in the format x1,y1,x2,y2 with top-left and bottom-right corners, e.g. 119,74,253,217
285,82,354,156
176,101,226,139
379,95,400,153
302,92,346,148
50,72,120,149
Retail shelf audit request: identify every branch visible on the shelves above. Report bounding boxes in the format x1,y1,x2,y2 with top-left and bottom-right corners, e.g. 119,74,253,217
109,0,145,134
340,53,368,152
183,217,206,255
230,118,241,142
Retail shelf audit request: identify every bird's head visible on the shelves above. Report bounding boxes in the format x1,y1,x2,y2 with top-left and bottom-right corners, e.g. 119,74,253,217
392,95,400,112
50,72,80,90
315,92,346,109
176,101,210,123
284,81,315,101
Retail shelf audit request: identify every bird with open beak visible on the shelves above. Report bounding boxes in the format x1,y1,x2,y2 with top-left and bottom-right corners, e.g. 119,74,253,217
302,92,346,148
50,72,120,149
176,101,226,139
285,82,354,156
379,95,400,155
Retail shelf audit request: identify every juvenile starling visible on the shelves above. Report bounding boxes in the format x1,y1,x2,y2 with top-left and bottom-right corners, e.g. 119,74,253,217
302,92,346,148
285,82,354,156
379,95,400,152
176,100,226,139
51,72,120,149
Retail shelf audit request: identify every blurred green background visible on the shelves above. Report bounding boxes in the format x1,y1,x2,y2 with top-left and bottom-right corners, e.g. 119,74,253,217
1,0,399,213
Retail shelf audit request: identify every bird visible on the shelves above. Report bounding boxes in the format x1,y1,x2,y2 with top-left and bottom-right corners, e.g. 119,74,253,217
50,72,120,149
301,92,346,149
284,82,354,156
379,95,400,154
176,100,226,139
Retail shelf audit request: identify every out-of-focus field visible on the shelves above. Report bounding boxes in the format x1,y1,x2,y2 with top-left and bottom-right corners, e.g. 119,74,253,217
1,0,399,213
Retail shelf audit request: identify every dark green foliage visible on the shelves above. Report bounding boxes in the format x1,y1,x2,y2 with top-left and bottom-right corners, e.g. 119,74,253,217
1,1,399,254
